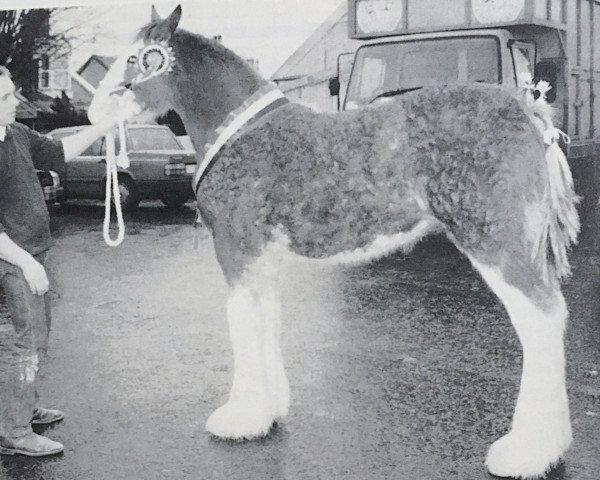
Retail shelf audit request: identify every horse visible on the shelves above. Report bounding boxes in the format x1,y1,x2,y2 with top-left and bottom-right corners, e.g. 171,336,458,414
88,6,579,479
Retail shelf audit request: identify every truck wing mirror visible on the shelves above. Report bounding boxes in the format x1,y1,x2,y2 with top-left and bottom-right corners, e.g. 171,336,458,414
534,61,558,103
328,77,340,97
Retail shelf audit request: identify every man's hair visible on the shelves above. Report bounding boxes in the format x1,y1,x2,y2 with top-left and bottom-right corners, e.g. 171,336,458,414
0,66,11,78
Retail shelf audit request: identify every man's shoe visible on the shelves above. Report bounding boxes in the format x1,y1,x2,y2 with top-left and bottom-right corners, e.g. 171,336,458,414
32,407,65,425
0,433,64,456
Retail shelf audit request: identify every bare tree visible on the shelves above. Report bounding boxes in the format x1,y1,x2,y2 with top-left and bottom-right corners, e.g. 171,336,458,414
0,9,73,95
0,6,119,97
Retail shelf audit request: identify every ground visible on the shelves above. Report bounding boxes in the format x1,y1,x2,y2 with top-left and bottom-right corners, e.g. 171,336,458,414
0,202,599,480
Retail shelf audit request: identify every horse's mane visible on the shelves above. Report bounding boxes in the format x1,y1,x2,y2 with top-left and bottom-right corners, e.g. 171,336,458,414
134,20,265,147
137,21,262,87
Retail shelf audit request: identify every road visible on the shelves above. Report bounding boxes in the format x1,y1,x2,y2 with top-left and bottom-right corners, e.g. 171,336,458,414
0,202,599,480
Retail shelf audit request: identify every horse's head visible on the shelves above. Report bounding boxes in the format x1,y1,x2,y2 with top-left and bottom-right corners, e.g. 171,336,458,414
88,5,182,124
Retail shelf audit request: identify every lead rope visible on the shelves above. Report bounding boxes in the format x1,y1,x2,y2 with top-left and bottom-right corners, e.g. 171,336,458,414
102,120,129,247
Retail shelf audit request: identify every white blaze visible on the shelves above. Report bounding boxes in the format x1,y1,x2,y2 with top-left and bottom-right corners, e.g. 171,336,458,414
88,40,144,125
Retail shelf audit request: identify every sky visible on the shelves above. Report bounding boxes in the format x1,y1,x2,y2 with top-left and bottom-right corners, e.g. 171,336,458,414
1,0,345,77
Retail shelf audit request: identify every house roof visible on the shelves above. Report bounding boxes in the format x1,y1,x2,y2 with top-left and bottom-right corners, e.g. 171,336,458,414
16,99,38,119
76,54,116,75
271,1,347,81
16,90,56,120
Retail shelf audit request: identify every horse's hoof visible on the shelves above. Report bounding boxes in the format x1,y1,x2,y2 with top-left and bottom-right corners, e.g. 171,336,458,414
206,400,274,440
485,429,571,479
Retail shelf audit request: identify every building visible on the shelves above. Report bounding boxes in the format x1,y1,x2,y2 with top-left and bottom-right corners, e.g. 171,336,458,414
37,53,71,98
70,54,116,111
271,1,361,113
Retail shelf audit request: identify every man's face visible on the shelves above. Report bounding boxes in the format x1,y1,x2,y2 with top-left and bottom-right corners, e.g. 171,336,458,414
0,76,20,126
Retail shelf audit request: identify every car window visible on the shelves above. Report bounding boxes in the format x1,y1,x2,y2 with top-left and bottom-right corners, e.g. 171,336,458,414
84,138,103,156
49,129,103,156
100,134,120,156
128,128,182,151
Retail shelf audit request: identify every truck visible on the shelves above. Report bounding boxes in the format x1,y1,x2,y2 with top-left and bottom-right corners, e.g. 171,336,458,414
329,0,600,243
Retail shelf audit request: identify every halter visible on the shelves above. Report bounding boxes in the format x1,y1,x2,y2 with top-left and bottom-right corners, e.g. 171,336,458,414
96,40,177,247
102,123,128,247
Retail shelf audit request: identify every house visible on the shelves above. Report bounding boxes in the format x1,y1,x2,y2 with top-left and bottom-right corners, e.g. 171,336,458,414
38,53,71,98
271,1,362,113
70,54,116,111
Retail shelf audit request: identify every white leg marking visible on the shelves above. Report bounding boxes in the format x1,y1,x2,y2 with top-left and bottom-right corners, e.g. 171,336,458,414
205,283,274,440
470,258,572,479
258,285,290,420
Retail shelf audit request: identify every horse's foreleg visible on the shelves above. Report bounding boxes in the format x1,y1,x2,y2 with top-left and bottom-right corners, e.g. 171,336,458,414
469,257,571,479
257,284,290,419
206,233,287,439
205,280,274,439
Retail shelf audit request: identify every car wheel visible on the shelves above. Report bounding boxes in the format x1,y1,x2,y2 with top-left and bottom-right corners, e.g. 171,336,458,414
115,175,140,211
160,191,190,208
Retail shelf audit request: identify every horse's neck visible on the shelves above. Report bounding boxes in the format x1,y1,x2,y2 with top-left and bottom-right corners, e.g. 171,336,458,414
172,49,266,151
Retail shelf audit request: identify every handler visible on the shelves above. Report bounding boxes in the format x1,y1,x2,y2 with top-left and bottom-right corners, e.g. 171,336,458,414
0,66,140,456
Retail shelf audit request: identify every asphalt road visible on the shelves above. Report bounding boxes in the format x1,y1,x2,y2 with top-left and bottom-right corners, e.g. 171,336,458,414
0,202,599,480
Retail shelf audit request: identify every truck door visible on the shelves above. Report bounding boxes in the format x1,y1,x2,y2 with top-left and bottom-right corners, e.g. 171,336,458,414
509,40,536,88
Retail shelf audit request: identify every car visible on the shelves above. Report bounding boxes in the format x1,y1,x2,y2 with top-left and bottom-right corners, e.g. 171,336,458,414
47,124,197,211
36,169,64,204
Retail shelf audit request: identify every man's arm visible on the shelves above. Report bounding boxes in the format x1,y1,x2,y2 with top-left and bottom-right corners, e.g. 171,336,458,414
60,116,114,161
61,91,143,161
0,233,48,295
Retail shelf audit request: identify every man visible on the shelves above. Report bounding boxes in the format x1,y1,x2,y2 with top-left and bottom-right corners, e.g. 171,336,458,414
0,66,140,456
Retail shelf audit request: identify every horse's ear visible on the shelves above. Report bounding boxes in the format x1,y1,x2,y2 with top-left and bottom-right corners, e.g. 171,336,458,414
148,5,182,42
151,5,161,22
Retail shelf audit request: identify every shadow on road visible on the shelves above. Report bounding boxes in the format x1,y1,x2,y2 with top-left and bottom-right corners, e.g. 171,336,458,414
49,201,197,238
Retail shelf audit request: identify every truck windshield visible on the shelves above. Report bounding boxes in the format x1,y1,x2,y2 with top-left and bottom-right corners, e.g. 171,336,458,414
345,37,500,108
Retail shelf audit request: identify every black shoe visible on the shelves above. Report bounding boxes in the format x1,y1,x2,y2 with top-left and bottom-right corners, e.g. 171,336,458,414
32,407,65,425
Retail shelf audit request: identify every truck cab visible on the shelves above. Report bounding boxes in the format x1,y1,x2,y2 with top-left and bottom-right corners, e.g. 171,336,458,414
341,0,570,131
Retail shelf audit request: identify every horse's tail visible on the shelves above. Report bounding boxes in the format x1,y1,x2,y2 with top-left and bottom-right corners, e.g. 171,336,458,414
528,99,580,280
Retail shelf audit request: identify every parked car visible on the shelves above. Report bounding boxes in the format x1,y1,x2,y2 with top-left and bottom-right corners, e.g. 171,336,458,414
36,169,64,205
47,124,197,211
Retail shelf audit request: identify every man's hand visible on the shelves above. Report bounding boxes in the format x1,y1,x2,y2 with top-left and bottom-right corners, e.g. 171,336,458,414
0,233,49,296
20,257,49,296
63,90,143,161
115,90,143,122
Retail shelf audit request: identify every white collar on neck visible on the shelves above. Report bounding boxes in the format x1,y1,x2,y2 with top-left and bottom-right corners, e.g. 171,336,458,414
193,84,287,192
0,126,6,142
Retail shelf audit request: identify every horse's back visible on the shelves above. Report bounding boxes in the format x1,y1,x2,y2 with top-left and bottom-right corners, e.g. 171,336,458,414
198,83,549,261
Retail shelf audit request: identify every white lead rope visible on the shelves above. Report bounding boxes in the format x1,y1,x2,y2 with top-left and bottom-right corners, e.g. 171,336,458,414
102,121,129,247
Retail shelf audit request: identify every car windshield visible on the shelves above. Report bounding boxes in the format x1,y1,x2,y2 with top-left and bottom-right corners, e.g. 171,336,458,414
345,37,500,108
128,128,182,151
50,129,105,156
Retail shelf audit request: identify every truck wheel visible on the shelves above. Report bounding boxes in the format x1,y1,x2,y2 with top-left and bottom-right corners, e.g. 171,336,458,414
116,175,140,211
160,192,189,208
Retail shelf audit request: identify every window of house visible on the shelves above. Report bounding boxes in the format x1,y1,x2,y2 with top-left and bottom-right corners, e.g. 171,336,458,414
38,54,71,91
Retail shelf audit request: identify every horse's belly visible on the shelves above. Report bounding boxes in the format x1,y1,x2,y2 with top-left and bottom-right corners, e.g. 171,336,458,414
283,217,440,265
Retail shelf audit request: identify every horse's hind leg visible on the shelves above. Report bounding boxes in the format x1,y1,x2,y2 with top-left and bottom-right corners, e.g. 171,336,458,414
467,254,571,479
205,230,289,439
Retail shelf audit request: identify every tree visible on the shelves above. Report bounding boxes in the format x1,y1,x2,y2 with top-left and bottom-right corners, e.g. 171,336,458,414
45,90,87,129
0,9,71,96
